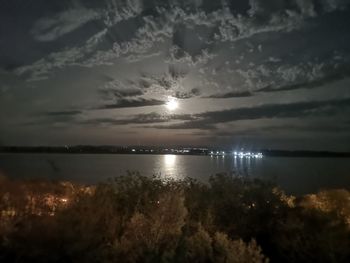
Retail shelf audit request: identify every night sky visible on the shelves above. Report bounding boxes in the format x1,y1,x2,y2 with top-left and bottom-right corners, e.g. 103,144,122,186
1,0,350,151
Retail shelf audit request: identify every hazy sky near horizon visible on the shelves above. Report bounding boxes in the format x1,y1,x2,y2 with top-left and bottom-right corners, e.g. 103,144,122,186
1,0,350,151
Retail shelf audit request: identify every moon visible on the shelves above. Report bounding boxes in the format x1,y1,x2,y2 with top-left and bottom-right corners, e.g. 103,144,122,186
165,98,179,111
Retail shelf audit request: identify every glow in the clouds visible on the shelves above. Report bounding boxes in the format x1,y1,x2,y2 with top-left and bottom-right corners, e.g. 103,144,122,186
165,98,179,111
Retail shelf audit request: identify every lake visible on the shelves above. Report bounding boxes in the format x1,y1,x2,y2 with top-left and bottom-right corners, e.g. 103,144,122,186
1,153,350,195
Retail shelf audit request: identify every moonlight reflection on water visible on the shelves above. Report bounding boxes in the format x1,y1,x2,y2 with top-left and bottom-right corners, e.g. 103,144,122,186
161,154,190,181
163,154,177,178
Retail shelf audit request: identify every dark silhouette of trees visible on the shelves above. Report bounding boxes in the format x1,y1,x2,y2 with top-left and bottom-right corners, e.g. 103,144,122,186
1,173,350,262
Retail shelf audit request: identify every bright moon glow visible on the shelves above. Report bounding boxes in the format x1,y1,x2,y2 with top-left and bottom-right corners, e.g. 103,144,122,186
165,98,179,111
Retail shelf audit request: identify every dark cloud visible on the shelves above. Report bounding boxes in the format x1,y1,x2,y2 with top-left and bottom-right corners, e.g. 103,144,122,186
138,78,153,89
45,110,82,116
213,122,350,138
88,96,350,130
168,64,188,80
147,98,350,130
82,112,167,126
145,65,188,90
149,122,216,130
98,77,146,99
82,112,194,126
97,98,165,109
204,91,253,98
99,88,143,98
175,88,201,99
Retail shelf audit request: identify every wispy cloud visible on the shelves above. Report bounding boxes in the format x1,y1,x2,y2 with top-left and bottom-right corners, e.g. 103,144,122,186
31,8,99,42
15,0,346,81
258,65,350,93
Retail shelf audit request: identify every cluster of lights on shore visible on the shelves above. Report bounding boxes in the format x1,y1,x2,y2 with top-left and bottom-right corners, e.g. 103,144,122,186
210,151,263,158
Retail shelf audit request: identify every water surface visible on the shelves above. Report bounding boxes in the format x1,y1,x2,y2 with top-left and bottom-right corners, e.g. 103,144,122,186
1,153,350,195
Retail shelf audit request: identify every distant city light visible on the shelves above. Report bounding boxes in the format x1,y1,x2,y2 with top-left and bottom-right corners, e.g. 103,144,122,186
232,151,263,158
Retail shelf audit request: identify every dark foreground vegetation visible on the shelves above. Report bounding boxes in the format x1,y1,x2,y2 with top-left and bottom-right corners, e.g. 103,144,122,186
1,173,350,263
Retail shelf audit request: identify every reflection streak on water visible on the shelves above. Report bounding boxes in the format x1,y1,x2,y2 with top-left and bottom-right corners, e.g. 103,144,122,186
164,154,176,167
163,155,178,179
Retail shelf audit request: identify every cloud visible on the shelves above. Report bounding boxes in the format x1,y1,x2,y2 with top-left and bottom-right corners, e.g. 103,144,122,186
125,51,162,63
81,112,194,126
46,110,82,116
31,8,99,42
198,59,340,98
15,1,144,79
97,98,165,109
31,0,144,42
82,112,167,126
99,78,144,98
14,30,107,81
209,121,350,138
133,64,189,97
101,88,143,98
146,97,350,130
258,64,350,93
95,64,193,110
175,88,201,99
96,64,192,106
321,0,349,12
166,47,216,66
149,122,216,130
229,56,350,94
247,0,347,18
16,0,344,81
148,65,187,90
204,90,253,98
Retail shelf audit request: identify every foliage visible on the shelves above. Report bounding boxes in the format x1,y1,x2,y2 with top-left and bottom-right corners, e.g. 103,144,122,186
1,173,350,262
300,189,350,226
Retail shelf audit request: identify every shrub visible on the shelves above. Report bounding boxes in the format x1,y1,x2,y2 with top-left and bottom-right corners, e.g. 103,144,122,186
1,173,350,262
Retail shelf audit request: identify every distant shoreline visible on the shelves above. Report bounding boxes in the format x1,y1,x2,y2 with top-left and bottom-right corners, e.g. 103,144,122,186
1,146,350,158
